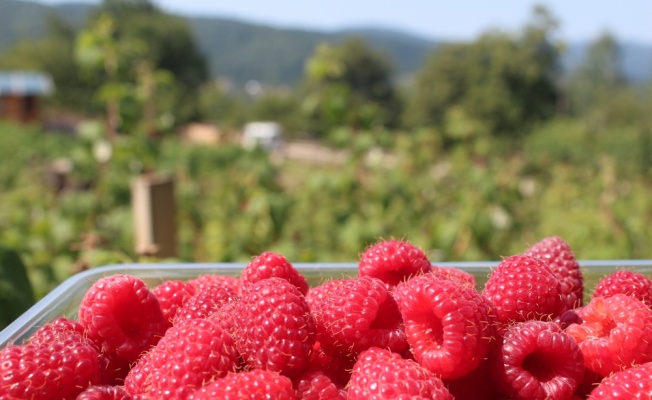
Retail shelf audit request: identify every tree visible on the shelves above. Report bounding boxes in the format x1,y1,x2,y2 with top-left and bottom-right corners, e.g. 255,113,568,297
405,6,561,139
301,37,401,135
566,32,627,118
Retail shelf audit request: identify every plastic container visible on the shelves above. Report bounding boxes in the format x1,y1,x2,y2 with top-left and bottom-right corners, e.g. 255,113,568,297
2,260,652,348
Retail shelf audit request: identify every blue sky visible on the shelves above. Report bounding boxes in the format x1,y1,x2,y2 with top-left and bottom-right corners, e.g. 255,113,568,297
33,0,652,44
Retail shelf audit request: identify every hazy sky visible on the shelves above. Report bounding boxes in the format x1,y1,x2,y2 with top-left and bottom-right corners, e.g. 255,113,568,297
32,0,652,44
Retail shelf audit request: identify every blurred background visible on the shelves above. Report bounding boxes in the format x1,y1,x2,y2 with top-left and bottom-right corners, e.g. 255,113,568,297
0,0,651,325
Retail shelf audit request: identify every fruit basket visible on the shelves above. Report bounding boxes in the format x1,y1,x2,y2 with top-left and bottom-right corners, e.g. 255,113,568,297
2,259,652,349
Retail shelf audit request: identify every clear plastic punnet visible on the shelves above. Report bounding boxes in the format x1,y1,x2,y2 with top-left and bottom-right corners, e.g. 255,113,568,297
1,260,652,348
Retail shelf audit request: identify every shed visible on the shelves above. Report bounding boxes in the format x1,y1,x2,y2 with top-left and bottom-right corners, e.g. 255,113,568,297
0,71,54,124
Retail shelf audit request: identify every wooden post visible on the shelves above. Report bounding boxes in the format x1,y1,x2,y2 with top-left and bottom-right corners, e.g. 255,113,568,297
131,174,178,258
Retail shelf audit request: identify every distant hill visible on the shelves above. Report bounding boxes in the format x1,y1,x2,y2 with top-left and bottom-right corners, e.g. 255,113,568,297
2,0,650,86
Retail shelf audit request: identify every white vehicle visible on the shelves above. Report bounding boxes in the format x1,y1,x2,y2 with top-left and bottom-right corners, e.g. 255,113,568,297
242,121,283,151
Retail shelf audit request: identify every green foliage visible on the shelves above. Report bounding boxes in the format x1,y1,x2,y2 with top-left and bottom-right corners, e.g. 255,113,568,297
405,7,561,139
0,246,35,329
302,38,401,135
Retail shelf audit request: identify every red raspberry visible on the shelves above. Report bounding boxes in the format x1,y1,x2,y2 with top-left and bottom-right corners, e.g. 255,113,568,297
523,236,584,309
565,294,652,376
593,269,652,307
445,359,501,400
482,255,565,325
186,369,297,400
588,361,652,399
27,317,87,346
232,277,315,377
358,239,431,287
188,274,241,294
128,318,240,399
304,341,355,388
310,276,407,357
76,385,133,400
0,337,101,399
490,320,584,400
152,280,197,328
78,274,166,367
430,265,477,287
171,282,237,326
347,347,453,400
241,251,309,295
393,273,496,380
293,370,346,400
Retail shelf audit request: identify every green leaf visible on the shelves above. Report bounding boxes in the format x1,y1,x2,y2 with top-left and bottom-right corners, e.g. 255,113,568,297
0,246,35,329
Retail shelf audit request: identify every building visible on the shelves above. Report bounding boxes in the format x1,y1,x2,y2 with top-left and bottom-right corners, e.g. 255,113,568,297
241,121,283,151
0,71,54,124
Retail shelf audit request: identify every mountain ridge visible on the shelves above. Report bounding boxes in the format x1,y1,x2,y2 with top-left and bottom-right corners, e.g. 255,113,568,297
2,0,650,86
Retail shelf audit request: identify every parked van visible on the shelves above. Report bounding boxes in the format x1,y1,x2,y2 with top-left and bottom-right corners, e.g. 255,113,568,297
242,121,283,151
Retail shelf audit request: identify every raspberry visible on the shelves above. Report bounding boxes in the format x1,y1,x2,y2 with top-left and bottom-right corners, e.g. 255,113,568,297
304,341,355,388
76,385,133,400
482,255,565,325
592,269,652,307
241,251,309,295
232,277,315,377
171,282,237,326
393,273,496,380
347,347,453,400
523,236,584,309
490,320,584,400
152,280,197,328
587,361,652,399
188,274,241,294
127,318,240,399
445,359,501,400
0,337,101,399
310,276,407,357
186,369,297,400
27,317,87,346
430,265,476,287
358,239,431,287
78,274,166,368
564,293,652,376
293,370,346,400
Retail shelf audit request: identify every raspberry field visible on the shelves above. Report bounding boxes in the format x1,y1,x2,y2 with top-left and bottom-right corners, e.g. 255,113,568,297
2,118,652,304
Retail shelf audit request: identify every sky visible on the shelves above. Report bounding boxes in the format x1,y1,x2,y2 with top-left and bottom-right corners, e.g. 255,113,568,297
32,0,652,45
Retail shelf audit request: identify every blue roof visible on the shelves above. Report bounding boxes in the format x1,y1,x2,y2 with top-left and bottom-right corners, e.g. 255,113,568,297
0,72,54,95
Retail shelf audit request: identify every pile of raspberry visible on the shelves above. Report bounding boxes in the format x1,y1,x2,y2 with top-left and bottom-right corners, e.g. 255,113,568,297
2,236,652,399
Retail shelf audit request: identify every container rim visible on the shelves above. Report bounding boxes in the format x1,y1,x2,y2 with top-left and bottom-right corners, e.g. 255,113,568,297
2,260,652,348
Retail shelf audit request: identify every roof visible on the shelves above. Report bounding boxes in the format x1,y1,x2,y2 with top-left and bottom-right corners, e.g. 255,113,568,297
0,72,54,96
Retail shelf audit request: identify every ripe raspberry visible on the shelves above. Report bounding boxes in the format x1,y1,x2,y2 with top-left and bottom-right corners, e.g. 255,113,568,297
445,359,501,400
188,273,241,294
587,361,652,399
310,276,407,357
347,347,453,400
186,369,297,400
152,280,196,328
523,236,584,309
358,239,431,287
0,337,101,399
593,269,652,307
78,274,166,367
232,277,315,377
27,317,87,346
482,255,565,325
393,273,495,380
430,265,476,287
171,282,237,326
76,385,133,400
293,370,346,400
128,318,240,399
490,320,584,400
241,251,309,295
565,294,652,376
305,341,355,388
